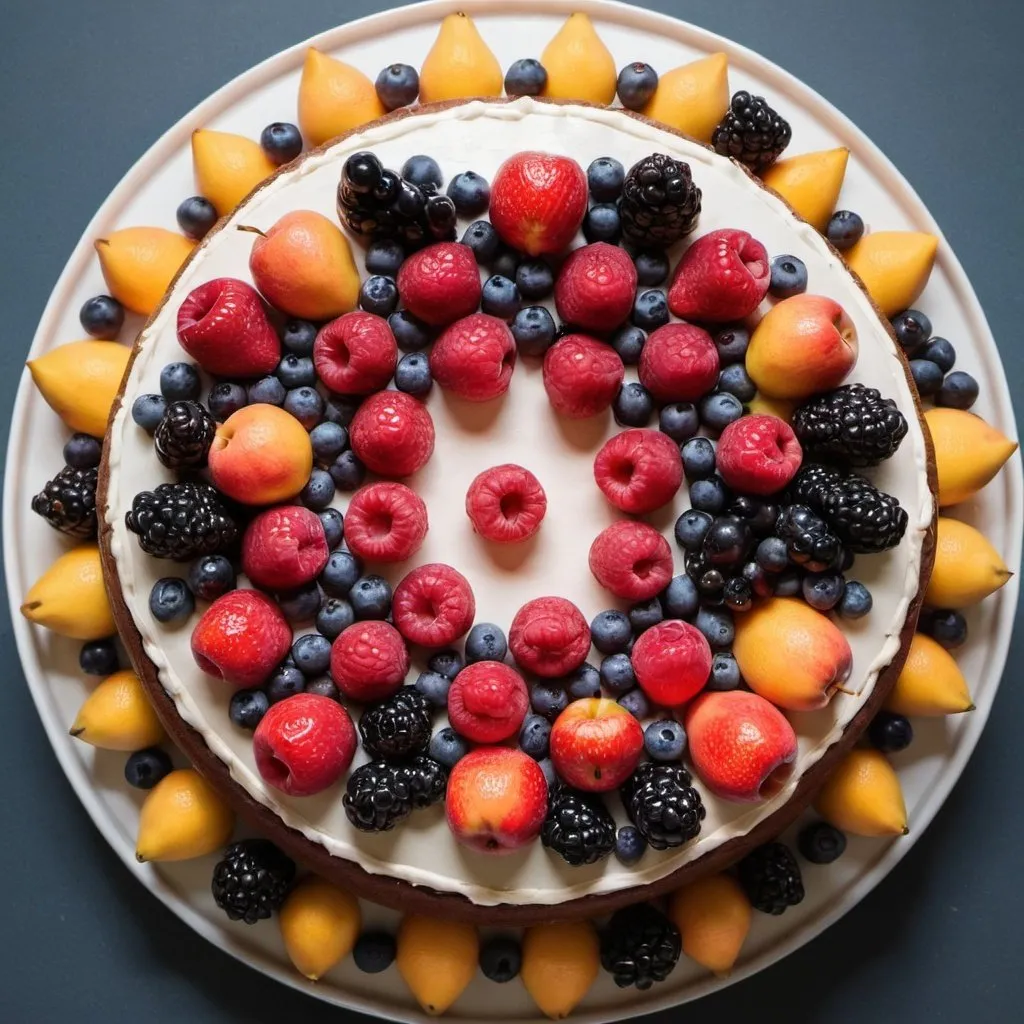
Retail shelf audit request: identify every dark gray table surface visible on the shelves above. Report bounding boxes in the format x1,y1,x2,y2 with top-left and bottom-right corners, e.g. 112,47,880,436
1,1,1021,1021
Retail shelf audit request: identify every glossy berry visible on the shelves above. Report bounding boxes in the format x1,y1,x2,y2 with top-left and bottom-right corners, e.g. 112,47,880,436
401,154,443,190
207,382,247,421
510,261,552,302
349,574,392,620
148,577,195,625
714,325,750,365
80,639,118,676
414,670,451,708
530,681,569,721
365,238,405,277
465,622,507,663
124,747,173,790
613,381,655,427
375,63,419,110
768,255,808,298
617,62,659,110
802,572,845,611
79,294,124,340
660,574,698,620
614,825,647,866
259,122,302,165
428,649,464,680
429,726,469,771
567,663,602,700
921,608,968,649
63,433,102,469
283,387,324,429
292,633,332,676
798,821,847,864
481,275,521,320
704,517,751,568
707,651,742,691
318,508,344,550
492,245,521,280
628,597,664,634
461,219,501,264
618,688,651,720
674,509,712,551
890,309,932,355
480,936,522,983
315,598,355,640
320,550,362,597
869,711,914,753
600,653,637,695
282,320,318,356
187,554,235,601
654,403,696,445
265,663,306,704
510,305,556,357
176,196,218,241
755,536,789,572
644,719,686,762
936,370,979,410
159,362,201,402
504,58,547,96
583,203,622,244
610,324,646,365
695,605,734,648
305,677,341,702
359,275,399,317
774,569,803,597
922,337,956,373
329,451,366,491
587,157,625,202
825,210,864,251
519,714,552,760
680,437,716,480
700,392,744,435
394,351,432,396
631,289,669,330
447,171,491,217
309,422,348,465
277,583,323,624
275,354,316,389
909,358,943,396
591,609,632,655
838,580,873,619
247,375,286,406
388,310,433,352
353,932,397,974
717,363,756,402
229,688,270,730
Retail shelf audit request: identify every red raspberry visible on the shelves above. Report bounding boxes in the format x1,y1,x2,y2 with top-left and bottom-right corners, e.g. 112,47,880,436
554,242,637,333
509,596,590,678
241,505,330,591
589,520,673,600
716,414,803,495
465,464,547,543
430,313,517,402
330,620,409,702
447,661,529,743
344,482,428,563
396,242,481,326
668,228,770,323
632,620,712,706
543,334,624,419
593,429,683,514
349,390,435,477
392,562,476,647
313,311,397,395
639,322,719,402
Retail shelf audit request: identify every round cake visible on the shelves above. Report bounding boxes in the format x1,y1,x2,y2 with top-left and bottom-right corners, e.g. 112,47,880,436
99,96,934,923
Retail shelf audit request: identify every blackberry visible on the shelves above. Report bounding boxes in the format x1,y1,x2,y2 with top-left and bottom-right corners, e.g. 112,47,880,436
737,842,805,915
343,757,446,832
600,904,681,990
620,153,702,249
820,473,908,554
792,384,908,467
774,504,841,572
211,839,295,925
621,762,705,850
358,687,432,761
541,788,616,866
787,462,844,509
153,400,216,470
125,481,237,560
31,465,97,539
712,91,792,172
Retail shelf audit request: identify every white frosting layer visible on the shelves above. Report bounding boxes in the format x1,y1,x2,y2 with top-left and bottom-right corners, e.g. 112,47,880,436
105,98,931,907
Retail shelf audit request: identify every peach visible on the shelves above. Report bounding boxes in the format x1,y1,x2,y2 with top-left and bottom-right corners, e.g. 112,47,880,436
732,597,852,711
208,404,313,505
549,697,644,792
746,294,858,400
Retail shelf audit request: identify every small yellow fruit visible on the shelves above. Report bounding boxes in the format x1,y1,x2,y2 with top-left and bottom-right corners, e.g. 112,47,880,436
541,13,617,105
814,748,907,837
746,393,797,423
396,915,478,1015
520,919,599,1020
926,516,1012,607
279,877,361,981
420,12,503,104
191,129,277,217
886,633,973,717
135,769,234,863
670,873,752,976
21,544,116,641
70,670,165,750
845,231,938,318
298,49,385,147
27,339,130,437
95,227,195,316
761,148,849,232
924,407,1017,507
643,53,729,144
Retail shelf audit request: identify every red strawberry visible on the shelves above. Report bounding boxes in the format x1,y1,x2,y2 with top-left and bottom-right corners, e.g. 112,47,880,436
396,242,481,326
668,228,770,322
716,414,803,495
543,333,624,419
465,464,547,543
392,563,476,647
241,505,329,590
593,428,682,514
330,620,408,702
631,619,712,706
447,661,529,743
589,520,673,600
313,311,397,395
639,322,719,402
509,596,590,678
430,313,516,402
349,390,435,477
343,482,428,563
489,152,588,256
554,242,637,332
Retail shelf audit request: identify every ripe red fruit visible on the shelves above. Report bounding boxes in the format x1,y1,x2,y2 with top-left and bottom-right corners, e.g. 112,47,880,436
489,151,588,256
465,463,547,543
447,661,529,743
543,333,624,419
631,619,712,706
430,313,517,402
716,414,803,495
509,596,590,678
549,697,644,793
396,242,482,326
343,482,428,563
392,563,476,647
639,322,720,402
313,311,397,394
593,428,682,514
349,390,435,477
668,228,770,322
330,620,409,702
241,505,329,591
589,520,673,600
554,242,637,332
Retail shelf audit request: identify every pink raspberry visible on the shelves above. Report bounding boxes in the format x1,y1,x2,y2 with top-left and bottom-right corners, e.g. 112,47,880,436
593,429,683,514
396,242,482,326
343,482,428,563
430,313,517,402
349,390,435,477
543,334,624,419
313,311,398,395
509,596,590,678
639,322,720,402
447,661,529,742
589,520,673,600
465,464,547,543
241,505,329,591
632,620,712,707
392,563,476,647
330,620,409,702
554,242,637,332
716,414,803,495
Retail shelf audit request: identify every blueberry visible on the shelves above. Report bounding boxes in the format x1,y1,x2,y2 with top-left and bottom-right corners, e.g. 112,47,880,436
229,688,270,730
479,936,522,983
922,336,956,373
429,726,469,769
632,289,669,330
615,825,647,866
259,121,302,165
618,688,651,719
654,403,696,445
798,821,848,864
769,255,808,298
530,681,569,721
801,572,845,612
587,157,625,202
329,450,366,491
491,244,521,280
344,151,384,194
124,747,174,790
187,554,236,601
359,275,399,317
310,422,349,465
323,396,359,429
892,310,934,357
282,320,318,356
717,363,756,402
388,309,433,352
583,203,622,244
774,568,803,597
266,663,306,703
80,638,118,676
315,597,355,640
504,57,548,97
538,757,558,789
515,260,555,301
704,517,751,567
305,677,341,701
681,436,717,480
353,932,397,974
277,583,323,624
401,154,443,189
837,580,873,619
207,382,247,421
79,294,124,340
661,574,699,619
613,381,655,427
909,358,943,397
465,622,507,663
591,609,633,654
248,375,286,406
616,62,659,110
700,392,744,435
937,370,979,410
644,719,686,761
920,608,967,649
446,171,490,217
689,476,730,514
633,250,669,288
629,597,664,634
63,433,102,469
395,351,433,396
825,210,864,251
707,651,742,691
364,239,404,278
610,324,646,365
275,354,316,389
159,362,201,402
292,633,332,676
756,536,789,572
714,325,750,365
148,577,195,625
320,550,363,596
461,220,501,264
566,663,602,700
283,386,324,429
375,63,420,110
424,193,458,239
674,509,711,551
519,714,551,760
869,711,913,753
600,653,637,695
428,649,463,680
695,605,734,648
174,195,218,241
481,275,521,320
415,670,451,708
349,574,392,619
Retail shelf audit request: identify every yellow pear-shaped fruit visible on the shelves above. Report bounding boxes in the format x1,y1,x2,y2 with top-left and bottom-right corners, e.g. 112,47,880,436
69,670,165,750
926,516,1012,607
520,919,599,1020
643,53,729,143
670,873,752,976
95,227,194,316
747,392,797,423
191,129,277,217
541,13,616,105
845,231,938,318
420,12,503,104
396,915,478,1015
135,769,234,862
924,407,1018,507
886,633,973,716
27,339,130,437
761,148,849,232
279,877,361,981
298,49,385,147
815,748,908,837
21,544,115,640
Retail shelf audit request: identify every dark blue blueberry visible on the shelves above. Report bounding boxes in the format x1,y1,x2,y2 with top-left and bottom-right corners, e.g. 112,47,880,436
838,580,873,619
504,57,547,96
429,726,469,769
359,275,399,317
480,936,522,983
614,825,647,866
582,203,622,244
658,402,699,444
644,719,686,761
491,244,522,280
395,351,433,396
756,536,789,572
282,320,318,356
315,597,355,640
124,747,174,790
591,609,633,654
465,622,507,663
259,121,302,165
175,196,218,241
922,336,956,373
292,633,332,676
302,466,339,510
616,62,659,110
587,157,625,202
481,275,521,320
349,574,392,619
159,362,201,402
63,433,102,469
802,572,845,611
600,653,637,695
283,386,324,429
613,381,655,427
909,358,943,397
329,450,366,491
79,294,124,340
937,370,979,410
618,688,651,719
187,554,235,601
345,152,384,194
704,517,752,567
461,220,501,264
414,670,451,708
774,568,803,597
447,171,491,217
275,354,316,389
869,711,913,753
247,375,286,406
515,260,555,301
707,651,742,691
388,310,433,351
700,392,744,435
320,551,363,596
689,476,730,514
629,597,663,634
353,932,397,974
661,574,699,619
277,583,323,624
610,324,646,365
426,194,458,238
401,154,443,189
519,714,551,760
744,560,776,599
717,363,756,402
920,608,967,649
229,688,270,731
713,325,750,365
148,577,195,625
305,677,341,701
266,663,306,703
375,63,420,110
890,309,932,355
825,210,864,251
566,663,602,700
366,238,405,277
695,605,734,648
769,254,808,298
632,289,669,330
80,638,118,676
207,382,247,421
633,250,669,288
798,820,847,864
428,649,463,680
538,757,558,789
681,436,716,479
310,421,349,464
530,681,569,721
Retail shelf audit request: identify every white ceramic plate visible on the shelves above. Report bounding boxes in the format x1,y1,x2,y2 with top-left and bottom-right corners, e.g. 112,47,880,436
4,1,1021,1020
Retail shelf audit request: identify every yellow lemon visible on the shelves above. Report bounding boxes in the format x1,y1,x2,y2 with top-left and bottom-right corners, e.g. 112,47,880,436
845,231,938,317
95,227,194,316
298,49,385,147
670,873,752,976
396,915,478,1016
925,516,1012,607
70,670,164,750
21,544,115,640
814,748,907,837
541,13,616,105
420,12,503,103
761,148,849,232
520,919,600,1020
643,53,729,144
925,407,1017,507
191,129,277,216
886,633,973,716
279,877,361,981
135,769,234,862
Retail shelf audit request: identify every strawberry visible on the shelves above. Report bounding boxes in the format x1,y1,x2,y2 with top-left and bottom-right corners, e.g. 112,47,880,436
396,242,481,326
392,563,476,647
716,414,803,495
465,463,547,543
639,322,719,402
593,428,682,514
330,620,409,702
668,228,770,322
430,313,516,402
589,520,673,600
313,311,397,395
447,661,529,743
343,482,428,563
509,596,590,678
554,242,637,332
349,390,435,477
543,333,624,419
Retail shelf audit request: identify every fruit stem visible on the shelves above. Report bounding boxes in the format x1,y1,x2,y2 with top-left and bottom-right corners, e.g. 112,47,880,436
236,225,266,238
68,727,84,737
